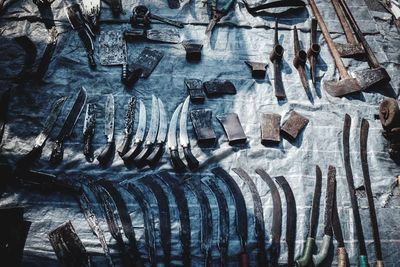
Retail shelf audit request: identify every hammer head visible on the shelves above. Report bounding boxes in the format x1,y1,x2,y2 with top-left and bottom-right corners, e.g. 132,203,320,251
324,77,361,97
353,67,391,90
335,42,365,58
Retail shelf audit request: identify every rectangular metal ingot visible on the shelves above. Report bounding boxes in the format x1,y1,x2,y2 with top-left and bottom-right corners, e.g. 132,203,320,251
185,78,205,103
182,41,203,61
281,111,309,140
216,113,247,145
190,109,216,145
260,113,281,145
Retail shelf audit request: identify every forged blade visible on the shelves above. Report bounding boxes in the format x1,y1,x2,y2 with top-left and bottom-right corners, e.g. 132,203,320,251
0,89,11,145
167,103,183,149
147,29,181,44
143,95,159,144
99,30,127,66
83,103,96,134
104,94,115,142
343,114,367,256
332,188,344,247
134,100,147,142
324,166,336,236
124,97,136,135
35,96,67,147
179,96,190,147
156,98,168,143
309,165,322,238
56,87,87,140
360,119,383,261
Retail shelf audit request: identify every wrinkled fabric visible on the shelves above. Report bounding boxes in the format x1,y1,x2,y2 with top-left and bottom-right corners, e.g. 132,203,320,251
0,0,399,266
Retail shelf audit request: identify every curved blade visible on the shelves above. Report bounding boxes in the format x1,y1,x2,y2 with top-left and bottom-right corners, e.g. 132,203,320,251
134,100,147,142
309,165,322,238
156,98,168,143
179,96,190,147
167,103,183,149
324,166,336,236
57,87,87,140
35,96,67,147
143,95,159,144
124,97,136,135
104,94,114,142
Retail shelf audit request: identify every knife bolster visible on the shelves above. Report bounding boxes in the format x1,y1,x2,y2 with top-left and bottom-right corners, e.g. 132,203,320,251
312,234,331,265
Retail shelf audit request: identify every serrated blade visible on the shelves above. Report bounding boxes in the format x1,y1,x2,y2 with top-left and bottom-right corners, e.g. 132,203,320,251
56,87,87,140
143,95,159,144
124,96,136,135
167,103,183,149
133,100,147,142
35,96,67,147
104,94,114,142
156,98,168,143
179,96,190,147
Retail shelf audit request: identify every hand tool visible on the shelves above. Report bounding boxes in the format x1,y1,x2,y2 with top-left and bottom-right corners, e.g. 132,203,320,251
182,41,203,61
190,109,216,146
293,25,312,101
205,0,235,40
245,61,268,79
383,0,400,29
270,20,285,99
83,103,96,162
281,110,309,141
97,94,115,165
216,113,247,145
124,29,181,44
307,18,321,85
117,97,136,157
167,103,186,171
203,79,236,96
260,113,281,145
185,78,205,103
130,5,184,28
242,0,305,16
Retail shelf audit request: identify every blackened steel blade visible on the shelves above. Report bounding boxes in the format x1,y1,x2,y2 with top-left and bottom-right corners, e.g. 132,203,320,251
179,96,191,147
324,166,336,236
99,30,127,66
360,119,383,262
133,100,147,143
167,103,183,150
117,97,136,156
143,95,159,145
309,165,323,238
332,188,345,248
132,47,164,78
104,94,115,142
83,103,96,162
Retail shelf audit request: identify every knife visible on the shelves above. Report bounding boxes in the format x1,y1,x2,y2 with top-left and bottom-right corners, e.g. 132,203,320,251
133,95,159,167
122,100,146,162
179,96,199,170
146,98,168,167
97,94,115,165
167,103,186,171
0,88,11,145
117,96,136,157
49,87,87,165
83,103,96,162
15,96,67,174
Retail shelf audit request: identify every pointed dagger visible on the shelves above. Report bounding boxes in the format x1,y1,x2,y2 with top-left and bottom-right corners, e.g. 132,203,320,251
133,95,160,167
270,19,285,100
179,96,199,170
97,94,115,165
167,103,186,171
313,165,336,266
343,114,369,267
296,165,322,267
15,96,67,174
50,87,87,165
360,119,384,266
122,100,147,162
83,103,96,162
117,96,136,157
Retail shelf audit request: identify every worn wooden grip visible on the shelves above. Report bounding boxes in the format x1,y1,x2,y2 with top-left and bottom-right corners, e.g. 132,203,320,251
122,142,142,162
337,247,348,267
239,252,250,267
97,141,114,165
146,143,164,167
117,134,132,157
133,145,153,167
169,148,186,171
49,140,64,165
183,146,199,170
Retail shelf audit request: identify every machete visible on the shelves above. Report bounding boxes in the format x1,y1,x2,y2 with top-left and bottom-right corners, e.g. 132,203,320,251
270,20,285,99
97,94,115,165
146,98,168,167
233,168,267,267
332,186,348,267
212,167,249,267
83,103,96,162
313,166,336,266
167,103,186,171
204,178,230,267
0,88,11,145
296,165,322,267
255,168,282,267
133,96,159,166
98,180,144,267
186,179,213,267
360,119,384,266
125,182,157,266
117,96,136,157
140,176,172,266
15,96,67,174
180,96,199,170
50,87,87,165
275,176,297,267
157,172,191,266
343,114,369,267
122,100,146,162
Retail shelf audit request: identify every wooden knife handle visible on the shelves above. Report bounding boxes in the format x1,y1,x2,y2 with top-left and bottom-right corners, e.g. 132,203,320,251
183,146,199,170
49,140,64,165
239,251,250,267
133,144,153,167
97,141,115,165
117,134,132,157
169,148,186,171
146,142,164,167
122,141,142,162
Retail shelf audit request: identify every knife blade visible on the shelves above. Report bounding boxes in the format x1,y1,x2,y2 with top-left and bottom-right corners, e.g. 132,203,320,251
167,103,186,171
97,94,115,165
0,88,11,145
146,98,168,167
122,99,146,162
15,96,67,174
133,95,159,166
117,96,136,157
50,87,87,165
179,96,199,170
83,103,96,162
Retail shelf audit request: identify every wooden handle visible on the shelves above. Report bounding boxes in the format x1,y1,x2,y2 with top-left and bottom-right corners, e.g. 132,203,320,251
183,146,199,170
331,0,357,44
169,148,186,171
239,251,250,267
146,143,164,167
97,141,115,165
117,134,132,157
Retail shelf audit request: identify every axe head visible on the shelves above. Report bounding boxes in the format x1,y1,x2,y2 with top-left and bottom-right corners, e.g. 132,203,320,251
335,42,365,58
324,77,361,97
353,67,391,90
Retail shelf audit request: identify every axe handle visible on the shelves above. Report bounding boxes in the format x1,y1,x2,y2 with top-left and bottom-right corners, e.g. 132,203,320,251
331,0,358,45
308,0,350,79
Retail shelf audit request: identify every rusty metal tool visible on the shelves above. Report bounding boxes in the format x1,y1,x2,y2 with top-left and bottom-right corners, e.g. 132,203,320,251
270,20,285,99
307,18,321,85
130,5,184,28
293,26,312,100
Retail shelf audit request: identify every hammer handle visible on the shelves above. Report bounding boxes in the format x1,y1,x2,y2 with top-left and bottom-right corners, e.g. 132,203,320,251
308,0,350,79
331,0,358,44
